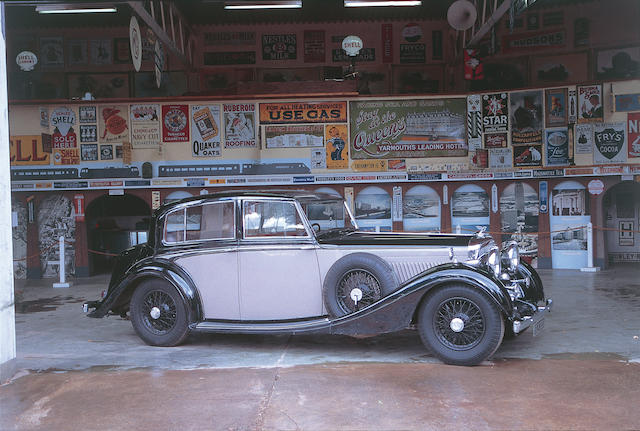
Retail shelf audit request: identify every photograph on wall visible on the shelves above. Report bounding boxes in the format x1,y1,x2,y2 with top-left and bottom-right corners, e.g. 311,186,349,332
98,106,129,143
130,104,161,148
354,186,392,232
513,144,543,167
192,105,222,157
402,185,441,232
500,178,540,257
489,148,512,169
262,34,297,61
552,224,587,251
40,37,64,67
100,144,113,160
79,106,96,123
81,143,98,161
596,46,640,80
575,123,593,154
67,73,130,99
594,122,627,164
162,104,189,143
467,95,483,151
265,124,324,148
627,112,640,158
53,148,80,165
511,90,543,145
224,103,256,148
545,88,568,127
545,127,570,165
484,133,507,148
451,190,489,218
532,53,589,85
577,84,603,123
68,39,87,65
90,39,112,65
482,93,509,133
79,125,97,143
349,98,466,159
552,187,588,216
325,124,349,169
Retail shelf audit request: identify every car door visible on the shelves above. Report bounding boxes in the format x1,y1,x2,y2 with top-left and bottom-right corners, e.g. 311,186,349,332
238,199,323,320
169,200,241,320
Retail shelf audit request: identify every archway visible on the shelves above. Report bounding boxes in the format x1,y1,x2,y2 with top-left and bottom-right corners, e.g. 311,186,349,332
602,181,640,265
86,194,151,275
549,180,590,269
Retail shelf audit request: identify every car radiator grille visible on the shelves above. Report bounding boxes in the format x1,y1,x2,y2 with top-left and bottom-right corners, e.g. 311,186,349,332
391,261,444,284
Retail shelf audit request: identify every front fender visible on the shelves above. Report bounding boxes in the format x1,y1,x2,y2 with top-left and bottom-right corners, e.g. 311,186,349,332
88,258,202,324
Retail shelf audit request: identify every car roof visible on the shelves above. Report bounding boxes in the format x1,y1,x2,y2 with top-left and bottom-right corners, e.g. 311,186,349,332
156,189,343,214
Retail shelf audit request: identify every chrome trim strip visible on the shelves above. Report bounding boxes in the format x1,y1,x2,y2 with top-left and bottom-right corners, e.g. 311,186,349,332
193,317,330,333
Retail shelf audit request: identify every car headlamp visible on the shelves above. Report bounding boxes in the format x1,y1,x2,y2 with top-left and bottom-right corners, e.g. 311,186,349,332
485,246,502,278
502,241,520,273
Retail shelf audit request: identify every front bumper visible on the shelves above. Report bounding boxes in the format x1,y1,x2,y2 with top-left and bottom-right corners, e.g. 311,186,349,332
512,298,553,335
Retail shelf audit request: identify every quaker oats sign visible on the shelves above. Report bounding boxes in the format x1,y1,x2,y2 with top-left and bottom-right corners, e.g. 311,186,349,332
99,106,129,143
482,93,509,133
130,104,160,148
510,90,543,145
349,98,466,159
192,105,221,157
594,122,627,164
223,103,256,148
50,106,77,149
162,104,189,142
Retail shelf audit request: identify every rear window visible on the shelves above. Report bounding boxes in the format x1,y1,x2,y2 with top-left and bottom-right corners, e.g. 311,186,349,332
243,200,308,238
164,201,235,244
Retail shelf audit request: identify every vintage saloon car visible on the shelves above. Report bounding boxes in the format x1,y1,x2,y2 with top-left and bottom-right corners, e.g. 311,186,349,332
84,190,552,366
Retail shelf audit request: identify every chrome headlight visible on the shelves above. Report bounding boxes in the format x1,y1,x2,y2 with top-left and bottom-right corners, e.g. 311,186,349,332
502,241,520,273
484,246,502,277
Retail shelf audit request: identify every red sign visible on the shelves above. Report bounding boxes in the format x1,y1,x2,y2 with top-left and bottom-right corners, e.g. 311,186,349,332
74,194,85,222
382,24,393,63
628,112,640,157
52,130,77,148
162,105,189,142
464,49,483,80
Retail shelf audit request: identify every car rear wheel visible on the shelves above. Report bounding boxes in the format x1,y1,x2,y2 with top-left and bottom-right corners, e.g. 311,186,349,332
323,253,398,317
130,279,190,346
417,284,504,366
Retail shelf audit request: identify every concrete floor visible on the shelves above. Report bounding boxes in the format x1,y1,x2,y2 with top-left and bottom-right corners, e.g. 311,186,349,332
1,266,640,430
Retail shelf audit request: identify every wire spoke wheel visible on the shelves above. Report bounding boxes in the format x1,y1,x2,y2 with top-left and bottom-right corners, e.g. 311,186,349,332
336,269,381,314
433,296,485,351
140,290,178,335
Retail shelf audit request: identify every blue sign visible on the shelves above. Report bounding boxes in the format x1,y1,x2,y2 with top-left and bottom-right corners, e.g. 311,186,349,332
539,181,548,213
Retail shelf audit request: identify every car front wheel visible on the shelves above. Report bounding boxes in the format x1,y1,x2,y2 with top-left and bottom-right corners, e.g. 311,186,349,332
417,284,504,366
130,279,190,346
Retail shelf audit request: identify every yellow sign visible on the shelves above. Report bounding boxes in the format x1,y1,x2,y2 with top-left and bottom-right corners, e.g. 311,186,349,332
10,135,50,165
325,124,349,170
351,159,387,172
259,101,347,124
208,179,226,184
53,148,80,165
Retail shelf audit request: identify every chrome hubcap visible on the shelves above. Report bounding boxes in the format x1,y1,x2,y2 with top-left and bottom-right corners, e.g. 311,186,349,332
350,288,363,304
150,306,161,320
449,317,465,333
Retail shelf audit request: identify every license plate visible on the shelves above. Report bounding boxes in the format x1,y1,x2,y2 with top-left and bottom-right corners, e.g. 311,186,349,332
532,317,545,336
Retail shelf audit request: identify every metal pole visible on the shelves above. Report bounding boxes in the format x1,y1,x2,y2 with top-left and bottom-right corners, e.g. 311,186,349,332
53,235,70,288
581,222,600,272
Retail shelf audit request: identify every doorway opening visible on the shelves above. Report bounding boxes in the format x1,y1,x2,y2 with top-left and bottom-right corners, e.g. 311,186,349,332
603,181,640,266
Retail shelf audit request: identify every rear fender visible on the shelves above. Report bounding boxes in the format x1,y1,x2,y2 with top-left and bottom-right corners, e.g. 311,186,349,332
88,259,202,324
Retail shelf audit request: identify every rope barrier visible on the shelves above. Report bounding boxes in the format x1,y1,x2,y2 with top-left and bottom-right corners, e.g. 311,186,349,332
11,224,640,262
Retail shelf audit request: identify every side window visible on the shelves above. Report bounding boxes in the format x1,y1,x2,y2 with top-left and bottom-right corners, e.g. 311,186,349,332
243,200,308,238
164,202,235,243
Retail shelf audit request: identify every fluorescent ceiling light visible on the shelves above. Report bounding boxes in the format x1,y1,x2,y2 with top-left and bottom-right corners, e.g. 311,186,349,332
225,1,302,9
36,5,117,14
345,0,421,6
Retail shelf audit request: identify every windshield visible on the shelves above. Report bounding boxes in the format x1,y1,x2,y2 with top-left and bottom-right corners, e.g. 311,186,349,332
302,199,358,233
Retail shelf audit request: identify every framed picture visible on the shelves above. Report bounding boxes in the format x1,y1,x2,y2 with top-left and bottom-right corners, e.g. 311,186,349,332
596,46,640,80
67,73,130,99
532,53,588,86
134,71,188,98
90,39,112,65
68,40,88,65
114,38,131,64
40,37,64,67
258,67,319,83
545,88,568,127
392,65,443,94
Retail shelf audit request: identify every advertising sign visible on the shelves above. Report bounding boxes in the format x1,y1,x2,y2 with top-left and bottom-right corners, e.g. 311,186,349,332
594,122,627,164
192,105,221,157
545,127,569,165
489,148,512,169
382,24,393,63
130,104,160,148
482,93,509,133
513,144,543,167
545,88,568,127
510,90,543,145
484,133,507,148
575,124,593,154
265,124,324,148
53,148,80,165
99,106,129,143
399,44,426,63
568,88,577,123
10,135,50,165
577,85,604,123
349,98,466,159
162,104,189,142
79,106,96,124
223,103,256,148
627,112,640,158
325,124,349,169
262,34,297,60
502,30,565,54
303,30,325,63
467,95,482,151
259,101,347,124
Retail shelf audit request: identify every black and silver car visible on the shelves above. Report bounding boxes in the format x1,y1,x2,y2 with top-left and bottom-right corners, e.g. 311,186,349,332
84,190,552,366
